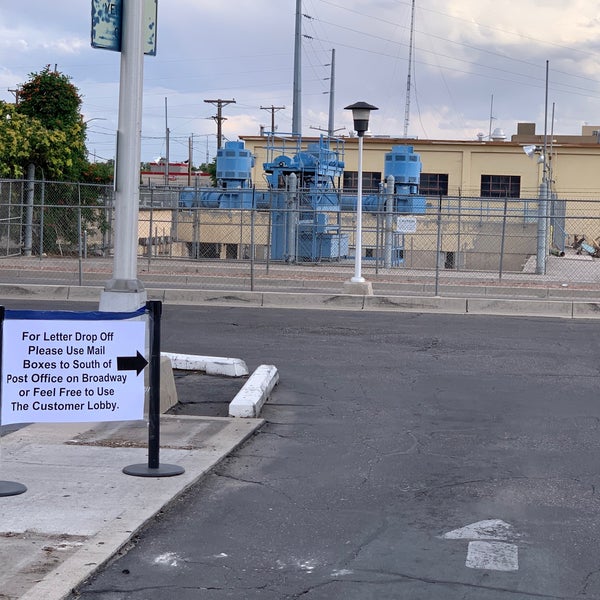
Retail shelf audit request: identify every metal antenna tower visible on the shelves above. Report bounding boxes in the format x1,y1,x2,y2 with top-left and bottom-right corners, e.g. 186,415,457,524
403,0,416,138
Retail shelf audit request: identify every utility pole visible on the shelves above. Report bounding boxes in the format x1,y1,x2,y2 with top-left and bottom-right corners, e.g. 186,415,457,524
260,105,285,134
327,48,336,137
403,0,415,138
8,87,20,104
292,0,302,137
204,99,236,149
536,60,550,275
188,134,193,185
164,97,170,186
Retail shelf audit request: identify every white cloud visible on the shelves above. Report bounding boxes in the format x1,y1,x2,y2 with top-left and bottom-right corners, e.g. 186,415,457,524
0,0,598,161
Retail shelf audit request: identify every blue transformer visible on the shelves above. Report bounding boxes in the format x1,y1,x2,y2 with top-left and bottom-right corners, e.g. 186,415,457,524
215,141,253,187
179,140,269,209
384,145,426,214
263,136,349,262
177,138,426,264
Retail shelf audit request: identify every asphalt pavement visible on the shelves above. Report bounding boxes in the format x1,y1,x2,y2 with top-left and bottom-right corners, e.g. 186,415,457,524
2,287,600,599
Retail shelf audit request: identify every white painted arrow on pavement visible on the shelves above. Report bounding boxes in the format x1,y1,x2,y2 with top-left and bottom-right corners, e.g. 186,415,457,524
440,519,519,572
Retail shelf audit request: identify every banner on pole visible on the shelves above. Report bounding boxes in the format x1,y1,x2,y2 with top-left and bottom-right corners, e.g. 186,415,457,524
91,0,158,56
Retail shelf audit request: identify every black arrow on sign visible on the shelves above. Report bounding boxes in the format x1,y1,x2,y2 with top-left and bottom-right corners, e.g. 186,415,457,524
117,351,148,375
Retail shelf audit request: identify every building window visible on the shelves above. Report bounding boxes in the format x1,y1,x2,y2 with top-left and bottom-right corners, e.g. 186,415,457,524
420,173,448,196
480,175,521,198
343,171,382,192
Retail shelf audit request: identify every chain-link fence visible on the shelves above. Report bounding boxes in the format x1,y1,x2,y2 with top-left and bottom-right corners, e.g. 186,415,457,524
2,178,600,294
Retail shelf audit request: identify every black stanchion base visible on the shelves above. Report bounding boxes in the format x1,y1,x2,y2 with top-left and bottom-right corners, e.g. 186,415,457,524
122,463,185,478
0,480,27,497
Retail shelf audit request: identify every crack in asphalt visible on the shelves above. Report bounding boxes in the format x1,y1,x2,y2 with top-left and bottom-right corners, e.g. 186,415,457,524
286,568,581,599
213,471,298,505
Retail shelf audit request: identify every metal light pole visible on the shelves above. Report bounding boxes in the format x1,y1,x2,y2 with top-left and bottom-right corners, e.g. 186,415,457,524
344,102,378,292
99,0,147,312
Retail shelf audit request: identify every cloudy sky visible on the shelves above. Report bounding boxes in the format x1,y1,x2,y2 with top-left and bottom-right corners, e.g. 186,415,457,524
1,1,599,165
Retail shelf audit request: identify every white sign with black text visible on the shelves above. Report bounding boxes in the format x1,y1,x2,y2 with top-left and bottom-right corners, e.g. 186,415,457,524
396,216,418,233
1,319,147,424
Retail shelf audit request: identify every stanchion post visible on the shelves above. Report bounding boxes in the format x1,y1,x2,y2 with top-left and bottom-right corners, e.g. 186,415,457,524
123,301,184,478
147,299,161,469
0,306,27,496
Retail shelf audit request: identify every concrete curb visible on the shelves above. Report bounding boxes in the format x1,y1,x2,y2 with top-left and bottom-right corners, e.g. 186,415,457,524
229,365,279,418
1,283,599,319
466,297,574,318
161,351,249,377
364,294,467,313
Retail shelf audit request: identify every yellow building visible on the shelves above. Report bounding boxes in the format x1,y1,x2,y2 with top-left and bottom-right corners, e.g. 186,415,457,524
242,123,600,200
240,124,600,258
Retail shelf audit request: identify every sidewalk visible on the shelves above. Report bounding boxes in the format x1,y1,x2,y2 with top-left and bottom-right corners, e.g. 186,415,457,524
0,416,263,600
0,279,599,319
1,252,600,297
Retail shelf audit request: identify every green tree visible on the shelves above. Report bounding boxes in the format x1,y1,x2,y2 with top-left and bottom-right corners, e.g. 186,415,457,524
199,159,217,186
0,67,112,255
16,65,87,181
0,101,76,180
82,160,114,185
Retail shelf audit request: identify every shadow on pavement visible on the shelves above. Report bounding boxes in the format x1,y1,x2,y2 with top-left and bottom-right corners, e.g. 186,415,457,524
168,370,248,418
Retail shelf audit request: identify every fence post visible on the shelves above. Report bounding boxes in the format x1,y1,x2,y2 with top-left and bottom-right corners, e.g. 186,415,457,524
285,173,298,263
250,186,256,291
78,183,83,286
103,191,113,258
192,207,199,259
536,180,549,274
456,191,462,271
384,176,394,269
266,198,272,273
39,178,45,259
147,189,154,272
170,198,177,259
23,164,35,257
498,195,508,281
375,207,380,275
435,195,442,296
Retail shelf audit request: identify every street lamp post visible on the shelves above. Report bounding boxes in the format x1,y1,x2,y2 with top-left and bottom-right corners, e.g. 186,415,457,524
344,102,378,294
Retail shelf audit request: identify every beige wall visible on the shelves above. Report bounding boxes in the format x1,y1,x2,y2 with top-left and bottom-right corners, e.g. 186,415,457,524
241,135,600,244
242,135,600,201
134,206,536,271
136,209,271,260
